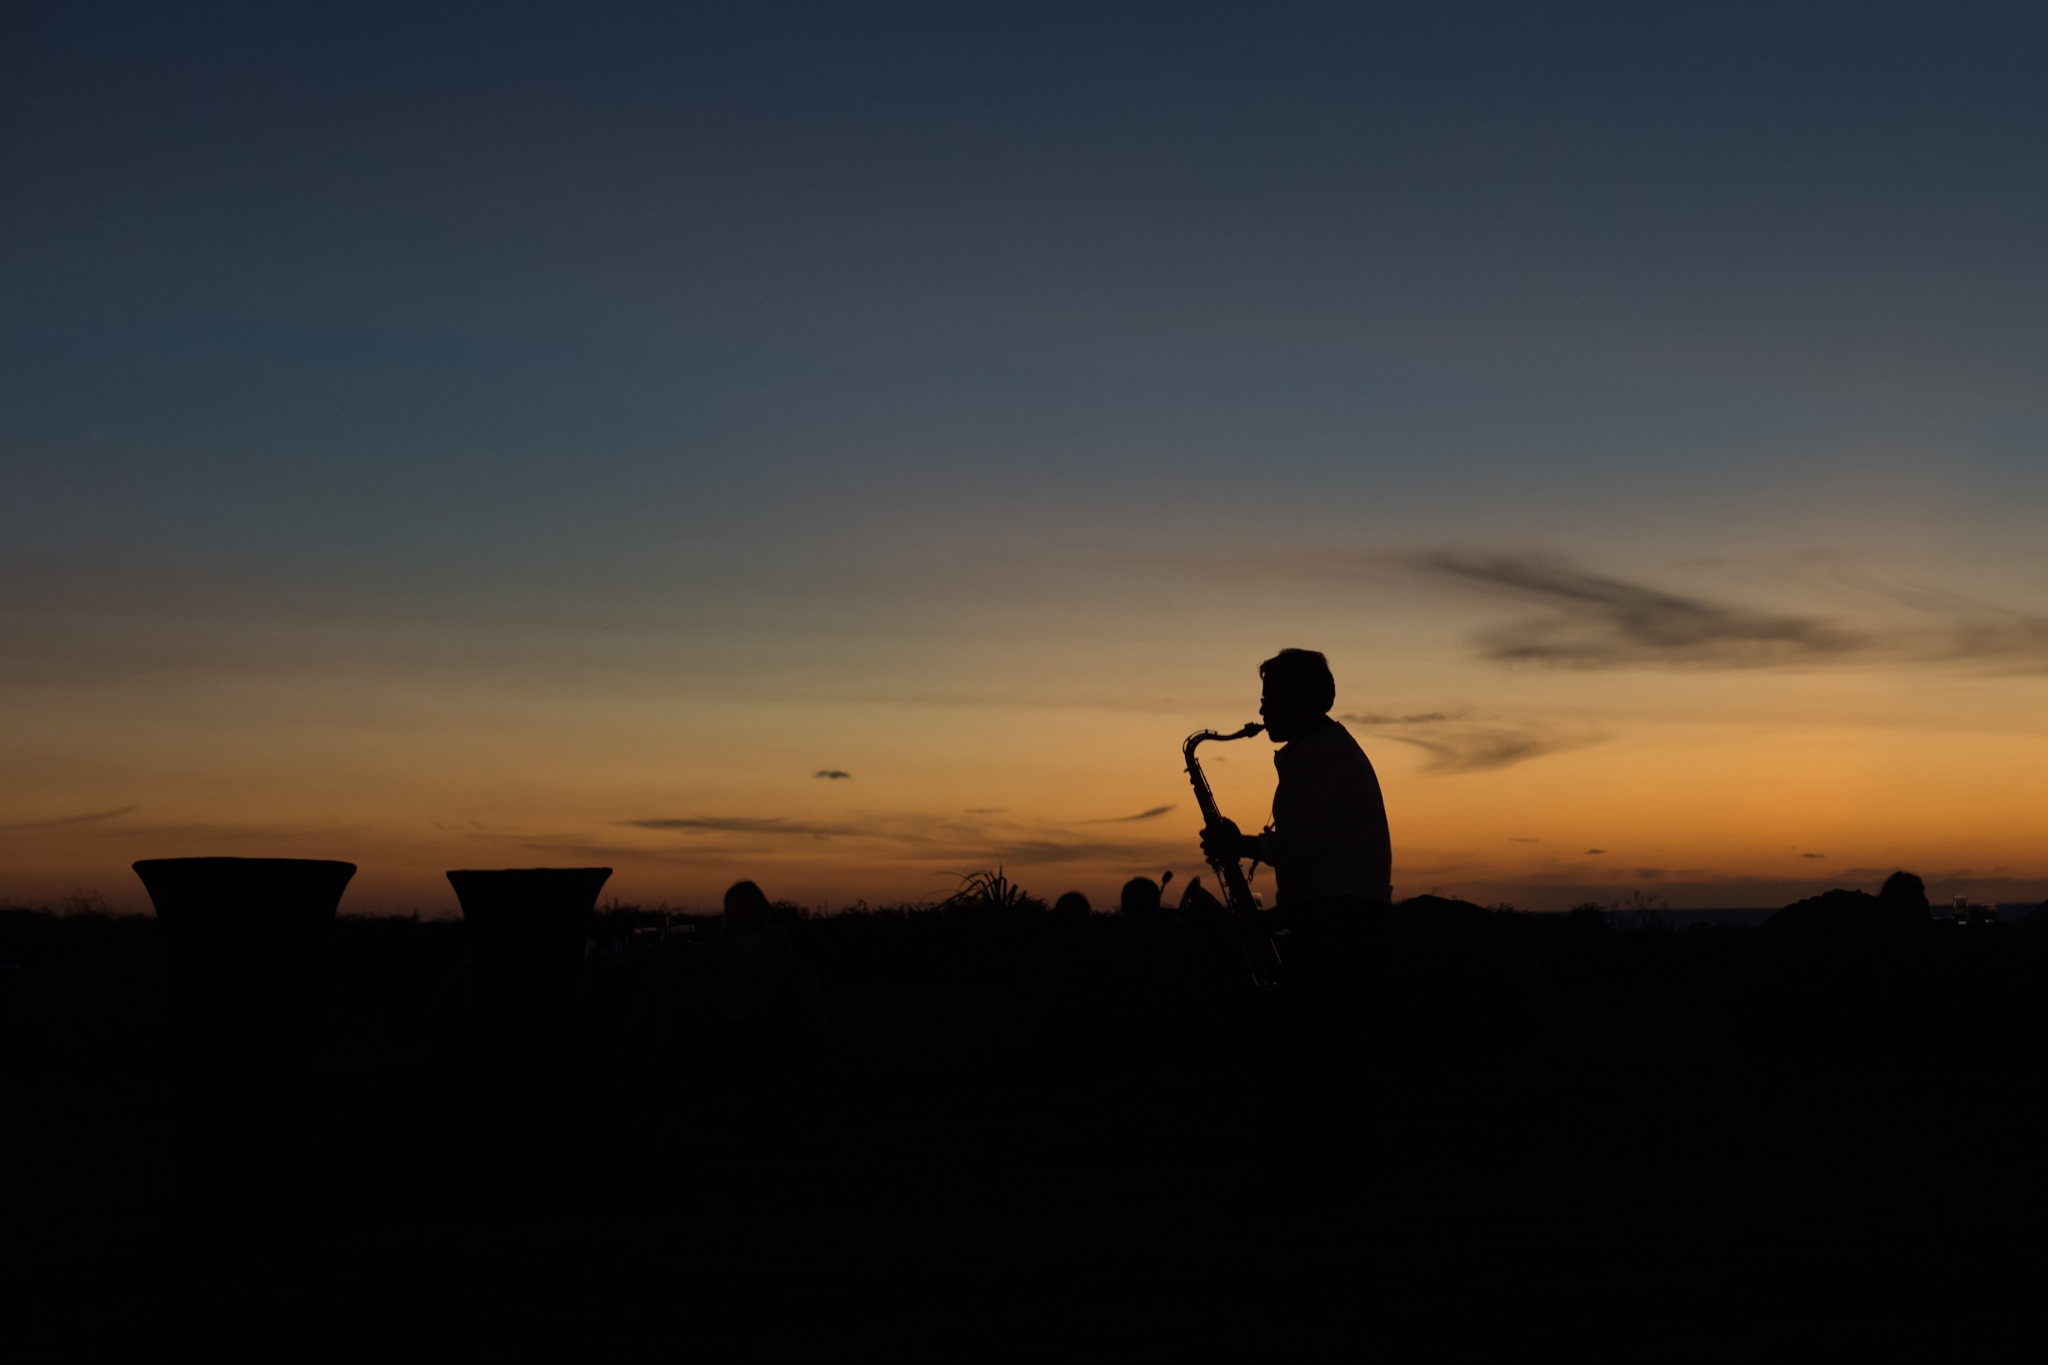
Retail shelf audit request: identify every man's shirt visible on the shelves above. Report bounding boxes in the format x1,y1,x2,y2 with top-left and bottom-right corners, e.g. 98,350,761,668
1252,716,1391,906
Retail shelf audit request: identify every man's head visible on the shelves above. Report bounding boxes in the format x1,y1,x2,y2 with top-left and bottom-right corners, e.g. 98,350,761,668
1258,648,1335,742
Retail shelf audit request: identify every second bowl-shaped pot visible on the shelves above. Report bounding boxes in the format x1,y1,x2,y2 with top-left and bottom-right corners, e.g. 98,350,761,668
446,867,612,968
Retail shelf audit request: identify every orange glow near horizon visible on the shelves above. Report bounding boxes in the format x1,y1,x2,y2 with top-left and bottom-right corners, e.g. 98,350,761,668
8,657,2045,915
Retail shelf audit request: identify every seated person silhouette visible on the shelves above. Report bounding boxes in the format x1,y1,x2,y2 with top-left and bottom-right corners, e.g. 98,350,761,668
1198,648,1392,944
1048,890,1092,943
699,879,796,1022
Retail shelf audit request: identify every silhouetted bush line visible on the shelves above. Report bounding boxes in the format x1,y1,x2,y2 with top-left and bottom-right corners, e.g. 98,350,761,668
6,888,2044,1357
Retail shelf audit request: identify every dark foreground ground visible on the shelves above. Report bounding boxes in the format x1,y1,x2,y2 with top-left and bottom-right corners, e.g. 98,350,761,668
2,904,2041,1358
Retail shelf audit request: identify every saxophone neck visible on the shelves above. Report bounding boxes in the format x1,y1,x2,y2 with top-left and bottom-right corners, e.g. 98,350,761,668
1183,721,1265,761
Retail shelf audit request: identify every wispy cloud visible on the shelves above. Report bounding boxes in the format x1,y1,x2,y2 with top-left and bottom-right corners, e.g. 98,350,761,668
1414,552,1860,668
617,807,1190,872
0,804,137,832
1341,711,1598,774
980,835,1190,865
814,770,852,780
1408,551,2048,672
625,816,871,839
1081,805,1176,824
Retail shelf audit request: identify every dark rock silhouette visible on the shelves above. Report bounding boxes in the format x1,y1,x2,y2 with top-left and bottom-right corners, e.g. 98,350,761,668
1718,885,1953,1042
1369,895,1555,1055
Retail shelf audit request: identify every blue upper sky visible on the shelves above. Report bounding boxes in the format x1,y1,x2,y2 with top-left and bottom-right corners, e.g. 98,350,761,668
10,3,2046,576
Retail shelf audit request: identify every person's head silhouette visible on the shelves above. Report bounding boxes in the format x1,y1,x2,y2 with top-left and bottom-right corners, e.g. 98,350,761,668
1877,870,1930,923
1258,648,1336,743
1119,876,1163,923
1050,891,1091,936
723,880,772,939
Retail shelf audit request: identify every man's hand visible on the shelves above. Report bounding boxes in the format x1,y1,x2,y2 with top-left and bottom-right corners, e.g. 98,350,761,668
1199,818,1255,863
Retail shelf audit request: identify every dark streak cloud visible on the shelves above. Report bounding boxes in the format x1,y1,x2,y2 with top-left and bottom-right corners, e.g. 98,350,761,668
1082,805,1176,824
619,808,1187,872
1415,552,1859,668
1409,551,2048,672
989,835,1186,865
0,803,137,832
626,816,863,838
814,770,851,780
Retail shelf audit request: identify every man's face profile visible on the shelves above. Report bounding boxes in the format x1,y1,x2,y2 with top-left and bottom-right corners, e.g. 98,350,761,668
1259,688,1322,744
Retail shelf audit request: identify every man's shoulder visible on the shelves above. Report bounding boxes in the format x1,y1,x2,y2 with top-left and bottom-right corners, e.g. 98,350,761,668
1282,716,1369,763
1308,715,1365,752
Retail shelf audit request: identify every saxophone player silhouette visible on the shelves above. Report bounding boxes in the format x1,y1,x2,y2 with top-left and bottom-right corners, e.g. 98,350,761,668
1194,649,1393,980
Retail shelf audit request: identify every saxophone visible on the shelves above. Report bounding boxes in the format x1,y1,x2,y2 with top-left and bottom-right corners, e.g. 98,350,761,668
1183,722,1282,988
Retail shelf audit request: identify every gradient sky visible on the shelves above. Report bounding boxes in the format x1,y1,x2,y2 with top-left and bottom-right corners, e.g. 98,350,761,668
5,2,2047,913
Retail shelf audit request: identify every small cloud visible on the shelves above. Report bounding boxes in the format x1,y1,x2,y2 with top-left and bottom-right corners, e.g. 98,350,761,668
1510,837,1540,843
1802,852,1825,859
963,807,1007,814
1082,805,1176,824
1586,848,1606,855
814,770,852,780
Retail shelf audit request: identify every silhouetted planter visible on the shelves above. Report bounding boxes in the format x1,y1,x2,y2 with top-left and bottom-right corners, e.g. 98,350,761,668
439,869,613,1119
446,867,612,972
135,857,356,960
132,857,356,1136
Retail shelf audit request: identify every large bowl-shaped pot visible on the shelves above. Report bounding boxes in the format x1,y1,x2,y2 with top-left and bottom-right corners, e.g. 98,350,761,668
133,858,356,1112
134,857,356,959
446,867,612,968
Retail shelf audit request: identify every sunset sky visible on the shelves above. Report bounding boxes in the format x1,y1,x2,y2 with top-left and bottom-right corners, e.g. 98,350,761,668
5,3,2046,913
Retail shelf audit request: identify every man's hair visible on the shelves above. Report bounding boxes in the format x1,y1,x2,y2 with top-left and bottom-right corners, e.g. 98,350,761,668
1259,648,1335,714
